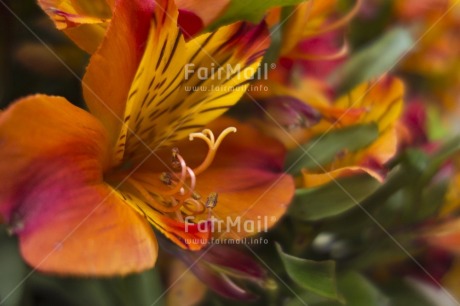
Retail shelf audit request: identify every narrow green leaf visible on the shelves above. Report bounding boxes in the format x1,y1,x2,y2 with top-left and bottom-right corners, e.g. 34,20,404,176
285,124,379,175
383,280,438,306
111,269,165,306
330,27,414,92
286,272,389,306
0,232,28,306
334,273,389,306
276,244,341,301
208,0,308,30
289,175,381,221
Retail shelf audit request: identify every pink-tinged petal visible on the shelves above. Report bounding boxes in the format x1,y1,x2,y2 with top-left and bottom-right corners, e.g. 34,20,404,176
186,118,294,238
175,0,230,27
37,0,112,29
176,247,263,301
167,116,288,172
82,0,155,149
425,219,460,255
196,168,294,239
19,184,158,276
0,95,109,214
0,95,157,275
143,207,211,251
37,0,111,53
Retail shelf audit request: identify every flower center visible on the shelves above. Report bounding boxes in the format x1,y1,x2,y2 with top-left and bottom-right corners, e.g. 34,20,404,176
124,127,236,222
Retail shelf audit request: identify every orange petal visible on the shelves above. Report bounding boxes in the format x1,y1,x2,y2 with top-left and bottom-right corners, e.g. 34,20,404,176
425,219,460,255
196,169,294,239
185,118,294,238
63,23,108,54
82,0,155,150
135,117,294,239
150,116,289,172
113,187,211,251
0,95,109,211
0,95,157,275
19,185,158,276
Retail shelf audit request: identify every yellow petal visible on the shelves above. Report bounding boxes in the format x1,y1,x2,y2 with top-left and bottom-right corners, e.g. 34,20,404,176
303,167,383,188
38,0,111,53
115,0,270,164
334,77,405,132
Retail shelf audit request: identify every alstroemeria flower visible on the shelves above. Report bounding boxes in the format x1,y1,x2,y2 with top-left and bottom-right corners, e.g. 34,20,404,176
394,0,460,76
266,0,361,61
164,240,268,301
252,76,404,187
0,0,294,276
301,77,404,187
38,0,230,53
251,77,364,149
393,0,460,110
248,0,361,115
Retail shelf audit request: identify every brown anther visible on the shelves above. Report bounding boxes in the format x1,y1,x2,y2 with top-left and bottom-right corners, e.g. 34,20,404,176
160,172,173,185
205,192,218,209
171,147,181,169
192,192,202,200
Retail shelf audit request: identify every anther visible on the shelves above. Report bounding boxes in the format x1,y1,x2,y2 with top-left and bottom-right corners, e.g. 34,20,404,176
160,172,172,185
171,147,181,169
205,192,218,209
192,192,201,200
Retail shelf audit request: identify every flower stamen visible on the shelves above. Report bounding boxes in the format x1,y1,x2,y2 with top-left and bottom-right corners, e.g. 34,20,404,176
189,127,237,175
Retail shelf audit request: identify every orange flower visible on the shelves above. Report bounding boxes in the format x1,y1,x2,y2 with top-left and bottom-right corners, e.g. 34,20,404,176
252,76,404,187
38,0,230,52
301,77,404,187
0,0,294,276
393,0,460,111
267,0,361,60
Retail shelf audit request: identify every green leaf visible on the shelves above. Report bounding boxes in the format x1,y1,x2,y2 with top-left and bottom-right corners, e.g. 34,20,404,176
28,267,165,306
289,174,381,221
208,0,308,30
110,269,166,306
286,272,389,306
330,27,414,93
0,232,28,306
335,273,388,306
276,244,341,301
383,280,438,306
285,124,379,175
